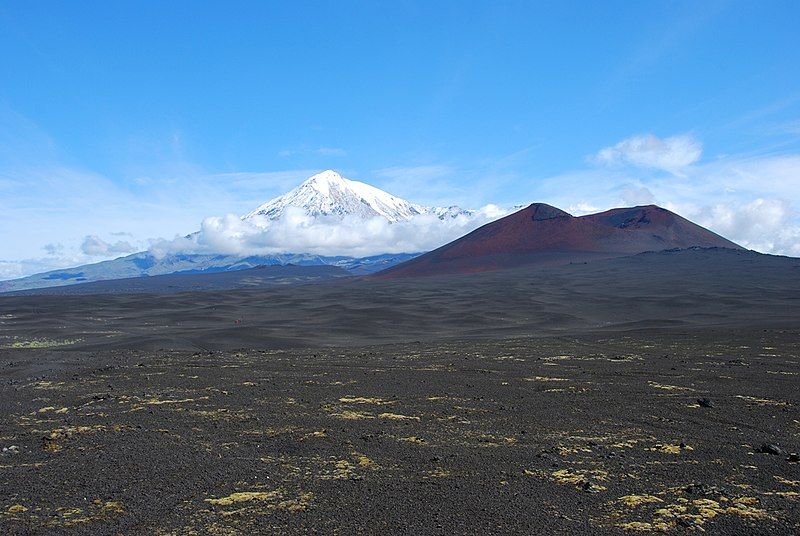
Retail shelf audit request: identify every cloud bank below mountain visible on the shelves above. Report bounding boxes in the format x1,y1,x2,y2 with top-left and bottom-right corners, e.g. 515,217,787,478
2,131,800,281
149,205,509,259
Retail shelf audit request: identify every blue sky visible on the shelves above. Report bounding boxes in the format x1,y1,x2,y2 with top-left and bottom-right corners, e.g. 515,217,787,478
1,1,799,278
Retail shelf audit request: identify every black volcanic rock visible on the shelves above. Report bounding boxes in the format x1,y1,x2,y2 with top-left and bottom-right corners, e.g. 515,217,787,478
697,397,714,408
757,443,783,455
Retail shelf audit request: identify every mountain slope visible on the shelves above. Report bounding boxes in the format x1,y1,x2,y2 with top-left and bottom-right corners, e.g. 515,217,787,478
5,264,351,296
374,203,743,278
2,170,472,292
0,252,421,293
244,170,473,222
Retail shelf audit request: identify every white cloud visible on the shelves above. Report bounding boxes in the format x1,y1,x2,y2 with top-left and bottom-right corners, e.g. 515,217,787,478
567,202,600,215
675,198,800,256
0,163,320,277
3,108,800,282
620,186,656,206
43,243,64,256
595,133,702,175
535,148,800,257
477,204,509,219
138,150,800,261
149,206,509,259
0,255,89,282
80,235,136,257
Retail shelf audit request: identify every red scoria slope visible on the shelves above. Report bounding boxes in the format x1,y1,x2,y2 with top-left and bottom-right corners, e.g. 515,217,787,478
375,203,742,278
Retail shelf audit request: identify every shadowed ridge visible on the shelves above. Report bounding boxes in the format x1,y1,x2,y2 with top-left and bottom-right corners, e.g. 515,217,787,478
591,204,683,229
585,204,743,250
436,203,572,248
526,203,572,221
373,203,743,279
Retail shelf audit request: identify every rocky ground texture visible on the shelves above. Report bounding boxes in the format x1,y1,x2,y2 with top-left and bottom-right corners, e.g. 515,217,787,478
1,328,799,534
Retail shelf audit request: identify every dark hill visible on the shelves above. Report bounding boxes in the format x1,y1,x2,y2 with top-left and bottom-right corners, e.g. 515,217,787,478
375,203,741,278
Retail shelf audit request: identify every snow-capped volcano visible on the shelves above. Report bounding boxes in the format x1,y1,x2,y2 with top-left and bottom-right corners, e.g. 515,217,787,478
244,170,473,223
0,170,502,292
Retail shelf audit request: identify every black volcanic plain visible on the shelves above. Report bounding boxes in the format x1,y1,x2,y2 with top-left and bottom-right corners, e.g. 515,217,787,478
1,247,799,534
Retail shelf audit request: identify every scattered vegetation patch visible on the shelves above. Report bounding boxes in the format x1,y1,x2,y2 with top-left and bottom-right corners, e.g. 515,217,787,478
609,492,772,531
648,443,693,455
1,337,81,349
204,489,313,515
338,396,395,405
2,499,126,528
41,424,128,452
37,406,69,414
544,468,609,491
647,381,695,392
620,495,662,507
353,452,377,469
139,396,209,406
735,395,789,407
31,381,65,390
205,491,281,506
379,412,420,421
526,376,570,382
329,409,374,420
612,439,641,449
426,467,451,478
326,459,359,479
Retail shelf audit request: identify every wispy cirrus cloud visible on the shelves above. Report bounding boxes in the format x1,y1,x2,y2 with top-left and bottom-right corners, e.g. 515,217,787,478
371,161,522,209
372,165,458,205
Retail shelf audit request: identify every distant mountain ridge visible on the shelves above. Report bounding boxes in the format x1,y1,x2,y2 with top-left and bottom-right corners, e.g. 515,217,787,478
244,170,474,222
5,264,351,296
2,170,477,292
0,252,420,293
1,172,747,292
375,203,743,278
